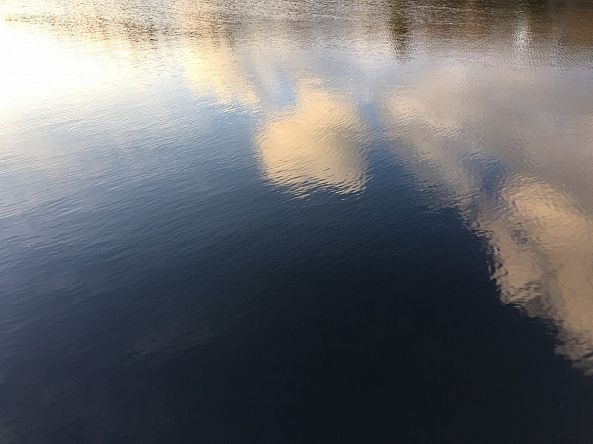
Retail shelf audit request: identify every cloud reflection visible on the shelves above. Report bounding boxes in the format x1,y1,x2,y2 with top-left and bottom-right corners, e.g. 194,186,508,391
256,84,367,195
382,63,593,372
3,0,593,440
181,39,259,108
489,178,593,372
7,0,592,369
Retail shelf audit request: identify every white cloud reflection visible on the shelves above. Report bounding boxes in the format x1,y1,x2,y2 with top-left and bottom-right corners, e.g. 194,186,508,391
4,0,593,375
256,83,367,195
382,63,593,372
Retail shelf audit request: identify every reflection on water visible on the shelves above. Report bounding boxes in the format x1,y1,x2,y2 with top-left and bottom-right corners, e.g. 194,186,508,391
257,84,367,194
181,38,260,108
2,0,593,441
0,19,140,113
382,60,593,372
491,179,593,373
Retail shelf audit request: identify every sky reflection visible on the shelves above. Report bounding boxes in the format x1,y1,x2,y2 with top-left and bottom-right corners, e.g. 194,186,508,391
382,61,593,372
3,0,593,369
2,0,593,440
256,83,368,195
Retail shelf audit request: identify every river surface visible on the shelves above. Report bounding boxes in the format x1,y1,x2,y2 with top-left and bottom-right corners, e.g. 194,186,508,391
1,0,593,442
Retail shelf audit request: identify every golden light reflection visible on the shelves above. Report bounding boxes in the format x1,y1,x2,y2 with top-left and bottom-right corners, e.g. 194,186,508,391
488,178,593,373
382,64,593,372
256,84,367,195
180,39,259,108
3,0,593,373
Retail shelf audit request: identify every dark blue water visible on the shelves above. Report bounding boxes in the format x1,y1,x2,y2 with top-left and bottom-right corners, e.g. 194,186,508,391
2,0,593,442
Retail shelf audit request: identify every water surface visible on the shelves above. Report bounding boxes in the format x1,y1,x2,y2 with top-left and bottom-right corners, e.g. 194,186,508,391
2,0,593,442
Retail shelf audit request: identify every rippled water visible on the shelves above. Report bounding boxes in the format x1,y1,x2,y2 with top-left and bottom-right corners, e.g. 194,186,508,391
2,0,593,442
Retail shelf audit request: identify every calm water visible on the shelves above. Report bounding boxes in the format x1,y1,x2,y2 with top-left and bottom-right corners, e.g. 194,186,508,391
2,0,593,442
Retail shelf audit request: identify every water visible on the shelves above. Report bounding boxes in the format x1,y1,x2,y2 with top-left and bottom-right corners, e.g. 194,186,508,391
1,0,593,441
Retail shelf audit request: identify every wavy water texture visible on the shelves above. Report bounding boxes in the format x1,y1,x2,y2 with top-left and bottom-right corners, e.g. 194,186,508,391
2,0,593,441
